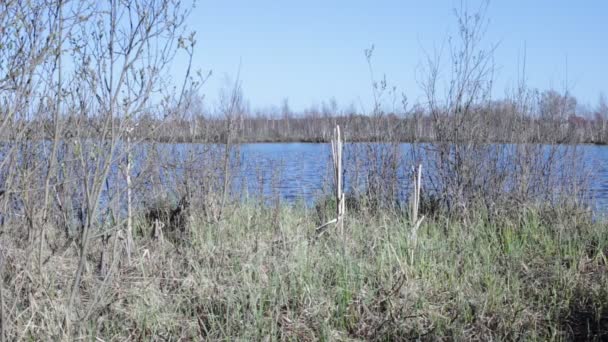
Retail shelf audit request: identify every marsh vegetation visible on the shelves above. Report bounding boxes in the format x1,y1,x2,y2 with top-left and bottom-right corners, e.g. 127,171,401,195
0,0,606,340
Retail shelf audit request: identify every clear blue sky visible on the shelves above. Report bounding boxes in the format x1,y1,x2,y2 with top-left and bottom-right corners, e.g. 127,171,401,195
177,0,607,113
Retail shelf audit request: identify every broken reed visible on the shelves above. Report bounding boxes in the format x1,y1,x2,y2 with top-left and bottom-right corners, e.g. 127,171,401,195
331,125,345,235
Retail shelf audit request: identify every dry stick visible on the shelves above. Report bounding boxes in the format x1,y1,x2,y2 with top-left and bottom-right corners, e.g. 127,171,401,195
125,128,133,264
409,164,425,264
332,126,342,234
39,0,64,273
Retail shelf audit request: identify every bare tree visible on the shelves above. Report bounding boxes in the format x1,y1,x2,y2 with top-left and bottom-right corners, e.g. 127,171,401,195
60,0,196,331
595,93,608,142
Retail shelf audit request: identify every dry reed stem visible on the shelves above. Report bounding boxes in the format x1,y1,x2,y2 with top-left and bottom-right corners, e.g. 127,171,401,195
331,125,345,235
126,129,134,265
410,164,425,264
317,125,346,237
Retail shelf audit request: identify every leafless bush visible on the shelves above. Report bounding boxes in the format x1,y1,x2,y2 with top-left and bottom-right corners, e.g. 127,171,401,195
414,1,588,218
344,46,406,211
0,0,203,336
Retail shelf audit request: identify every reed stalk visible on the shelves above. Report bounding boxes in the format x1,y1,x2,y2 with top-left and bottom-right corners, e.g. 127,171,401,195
409,164,424,264
315,125,346,237
331,125,345,235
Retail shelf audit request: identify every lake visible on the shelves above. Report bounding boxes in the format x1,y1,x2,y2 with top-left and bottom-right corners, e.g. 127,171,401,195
227,143,608,213
12,141,602,216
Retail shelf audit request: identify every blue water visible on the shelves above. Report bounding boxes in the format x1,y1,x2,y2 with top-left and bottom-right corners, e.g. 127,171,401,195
233,143,608,212
5,141,606,215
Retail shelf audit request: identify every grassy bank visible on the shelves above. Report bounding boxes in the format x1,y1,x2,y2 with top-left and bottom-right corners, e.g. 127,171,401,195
3,203,607,340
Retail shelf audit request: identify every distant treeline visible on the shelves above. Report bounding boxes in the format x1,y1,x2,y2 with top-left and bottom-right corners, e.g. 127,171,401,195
9,89,608,146
139,90,608,145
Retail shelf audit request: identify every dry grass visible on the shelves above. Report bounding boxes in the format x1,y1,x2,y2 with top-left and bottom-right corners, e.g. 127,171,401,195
1,203,606,340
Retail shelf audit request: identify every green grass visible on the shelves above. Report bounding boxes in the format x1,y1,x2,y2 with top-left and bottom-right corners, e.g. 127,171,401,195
6,203,608,340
